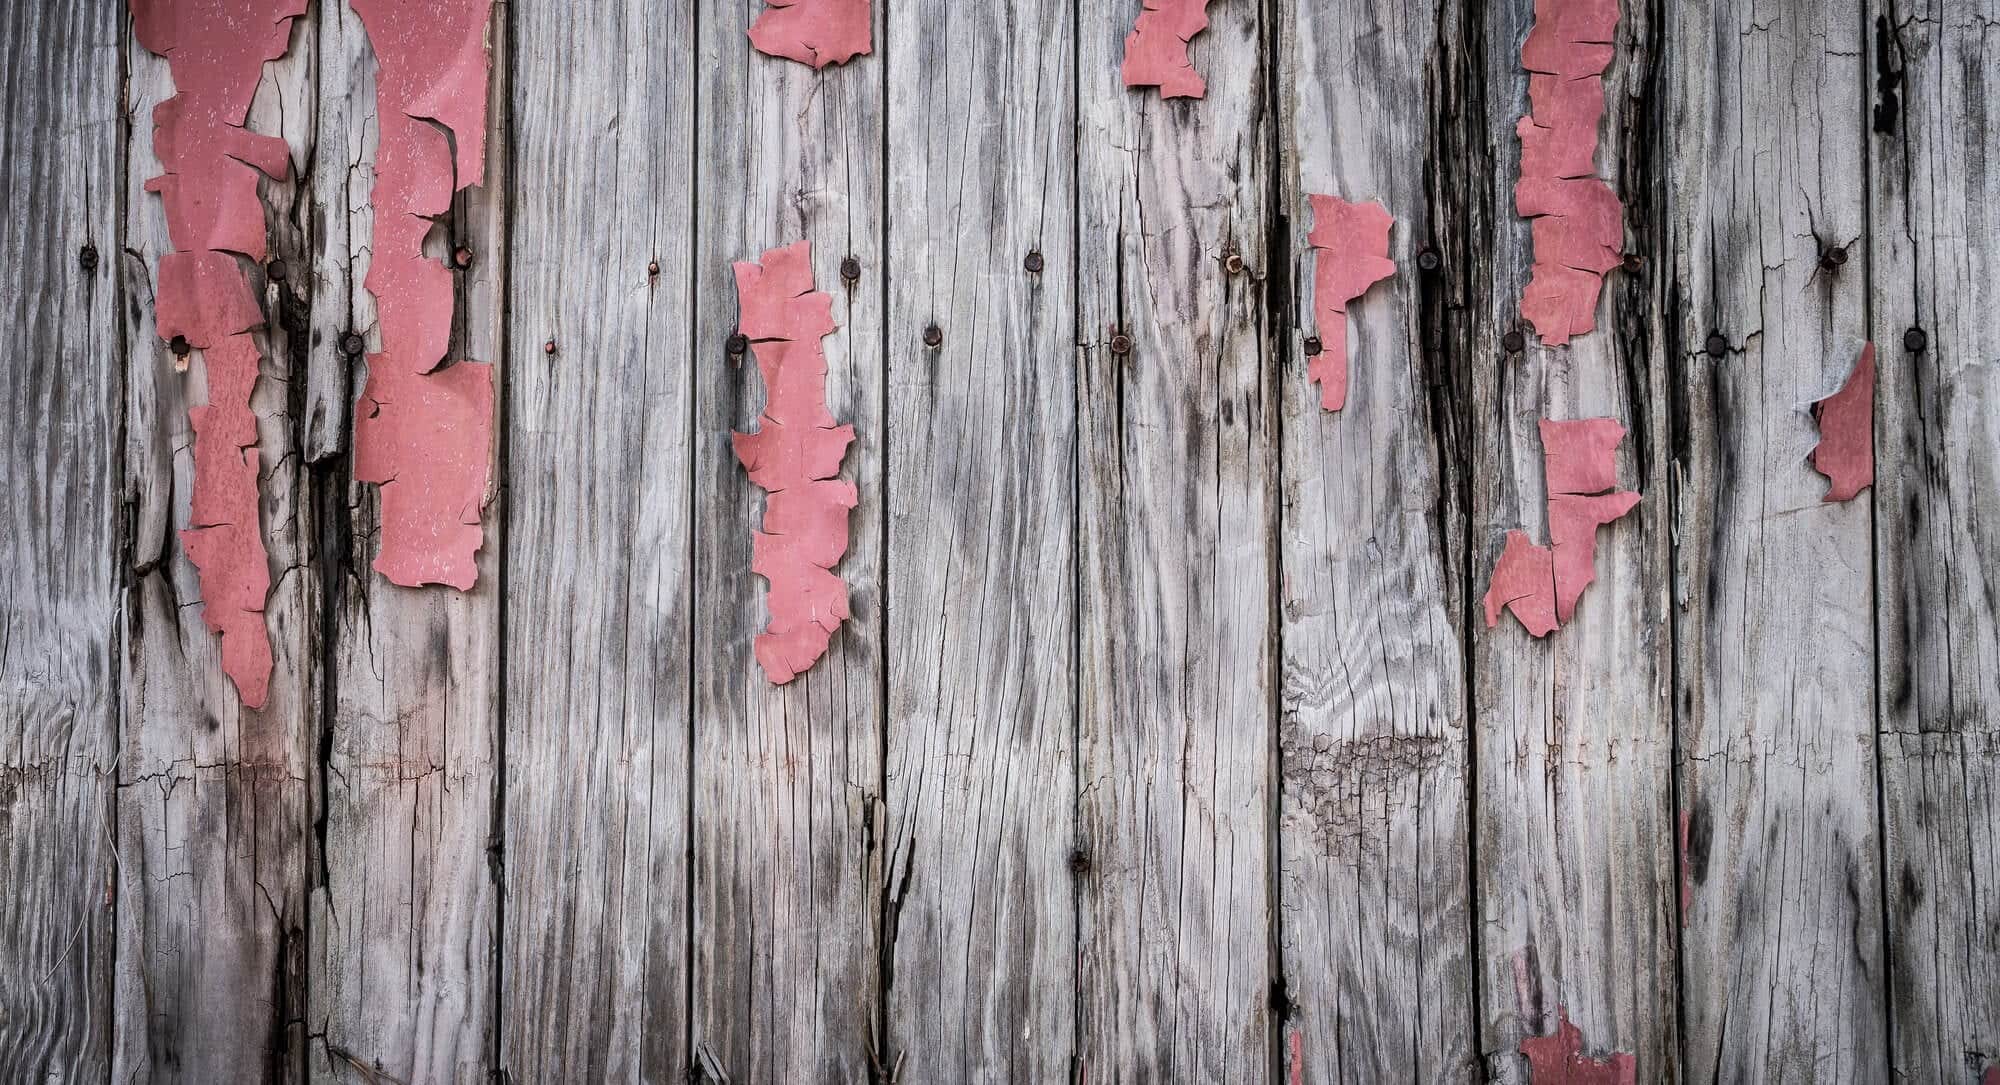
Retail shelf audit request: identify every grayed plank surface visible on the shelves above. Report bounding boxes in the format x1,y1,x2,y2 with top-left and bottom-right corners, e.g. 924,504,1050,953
1869,4,2000,1082
0,1,119,1079
1273,1,1477,1080
689,3,886,1080
882,0,1077,1080
309,2,504,1078
1670,1,1886,1080
1077,2,1275,1079
501,1,693,1079
116,15,315,1079
1467,0,1678,1080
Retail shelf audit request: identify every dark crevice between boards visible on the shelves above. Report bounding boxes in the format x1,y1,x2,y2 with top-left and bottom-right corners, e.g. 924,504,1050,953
110,9,133,1069
871,1,894,1079
1258,0,1290,1081
1066,0,1084,1078
488,0,518,1075
683,6,703,1084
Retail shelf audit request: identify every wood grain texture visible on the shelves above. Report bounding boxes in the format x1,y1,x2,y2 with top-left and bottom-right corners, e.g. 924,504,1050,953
501,1,693,1079
0,1,120,1078
1273,1,1478,1081
882,0,1077,1080
1469,0,1678,1080
690,4,886,1079
309,2,504,1077
1669,0,1886,1079
1076,2,1275,1079
1868,4,2000,1082
115,12,316,1079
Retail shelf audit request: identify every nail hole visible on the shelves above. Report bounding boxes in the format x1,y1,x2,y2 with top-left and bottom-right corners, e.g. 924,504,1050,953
726,332,748,355
1024,250,1044,274
1416,249,1441,272
1502,331,1525,354
453,247,473,269
923,324,943,348
1109,332,1132,356
1302,336,1323,357
340,332,365,357
1705,333,1728,358
840,256,861,282
1903,327,1927,353
169,335,191,357
78,245,100,272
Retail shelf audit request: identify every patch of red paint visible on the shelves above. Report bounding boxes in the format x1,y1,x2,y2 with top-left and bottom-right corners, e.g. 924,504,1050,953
1983,1063,2000,1085
748,0,871,68
1515,0,1623,346
733,242,857,685
1288,1029,1304,1085
1484,418,1640,637
1810,342,1875,503
1519,1007,1636,1085
350,0,496,590
134,0,308,709
1120,0,1212,99
1305,194,1397,412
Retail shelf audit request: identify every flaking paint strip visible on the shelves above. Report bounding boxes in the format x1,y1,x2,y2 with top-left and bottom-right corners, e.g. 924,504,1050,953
1484,418,1641,637
1809,342,1875,503
1519,1007,1636,1084
748,0,872,69
1304,194,1396,412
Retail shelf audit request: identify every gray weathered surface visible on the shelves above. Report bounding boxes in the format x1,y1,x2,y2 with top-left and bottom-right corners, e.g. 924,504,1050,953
1869,4,2000,1083
882,0,1077,1080
0,1,119,1079
1671,1,1886,1080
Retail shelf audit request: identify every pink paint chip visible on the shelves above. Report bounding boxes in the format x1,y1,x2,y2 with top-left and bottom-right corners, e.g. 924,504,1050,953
1120,0,1212,99
1483,530,1559,638
1519,1007,1636,1084
1485,416,1640,637
1305,194,1397,412
1810,342,1875,503
733,243,857,685
350,0,496,590
748,0,872,69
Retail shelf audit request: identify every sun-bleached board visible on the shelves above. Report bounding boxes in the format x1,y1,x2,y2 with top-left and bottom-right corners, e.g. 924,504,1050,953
1076,2,1275,1079
1868,4,2000,1081
881,0,1077,1080
308,2,504,1077
1669,0,1886,1078
690,2,886,1079
0,2,120,1078
500,2,694,1079
115,9,316,1078
1273,0,1478,1080
1469,0,1678,1080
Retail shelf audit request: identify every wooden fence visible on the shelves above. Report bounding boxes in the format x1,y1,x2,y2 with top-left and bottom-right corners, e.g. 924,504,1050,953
3,0,1996,1081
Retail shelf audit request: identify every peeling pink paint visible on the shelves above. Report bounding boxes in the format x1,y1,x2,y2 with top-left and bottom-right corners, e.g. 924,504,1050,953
134,0,308,709
1519,1007,1636,1084
1484,418,1640,637
1515,0,1623,346
1287,1029,1304,1085
1810,342,1875,503
733,242,857,685
350,0,496,590
1120,0,1212,99
748,0,871,68
1982,1063,2000,1085
1305,194,1397,412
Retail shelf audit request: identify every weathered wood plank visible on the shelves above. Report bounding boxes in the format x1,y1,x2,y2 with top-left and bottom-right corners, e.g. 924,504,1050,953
1868,5,2000,1082
501,1,693,1079
690,5,886,1080
308,1,505,1077
0,1,120,1078
1272,1,1478,1080
1469,0,1678,1079
115,11,317,1078
881,0,1076,1079
1076,2,1275,1079
1669,0,1886,1079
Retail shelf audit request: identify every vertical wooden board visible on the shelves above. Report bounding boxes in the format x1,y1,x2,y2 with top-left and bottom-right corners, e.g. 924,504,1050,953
0,0,119,1078
308,3,504,1078
502,1,693,1080
115,12,317,1079
1075,2,1274,1079
1669,0,1886,1079
1273,1,1477,1081
1868,5,2000,1082
690,5,886,1080
1469,0,1677,1079
882,0,1076,1080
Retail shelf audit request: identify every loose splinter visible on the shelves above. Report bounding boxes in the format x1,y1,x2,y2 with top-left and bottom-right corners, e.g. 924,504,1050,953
1305,194,1397,412
1121,0,1213,99
1483,417,1641,637
748,0,872,69
732,242,858,685
133,0,310,708
1810,342,1875,503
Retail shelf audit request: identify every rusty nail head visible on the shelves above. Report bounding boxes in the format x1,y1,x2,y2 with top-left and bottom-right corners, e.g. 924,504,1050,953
1705,332,1728,358
340,332,364,356
1818,245,1847,269
453,247,473,269
647,260,660,276
266,258,287,281
726,332,748,355
169,334,191,357
78,245,99,271
1621,252,1643,273
1831,245,1850,265
1416,248,1441,272
1225,252,1245,275
1109,332,1132,356
840,256,861,282
1502,330,1525,354
544,339,558,356
1024,250,1044,273
1303,336,1323,356
923,324,943,348
1904,327,1928,353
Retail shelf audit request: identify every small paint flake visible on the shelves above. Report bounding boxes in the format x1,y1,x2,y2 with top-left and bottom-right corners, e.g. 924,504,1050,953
1120,0,1212,99
1810,342,1875,503
1484,417,1640,637
733,242,858,685
749,0,872,69
1518,1008,1636,1085
1305,194,1397,412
